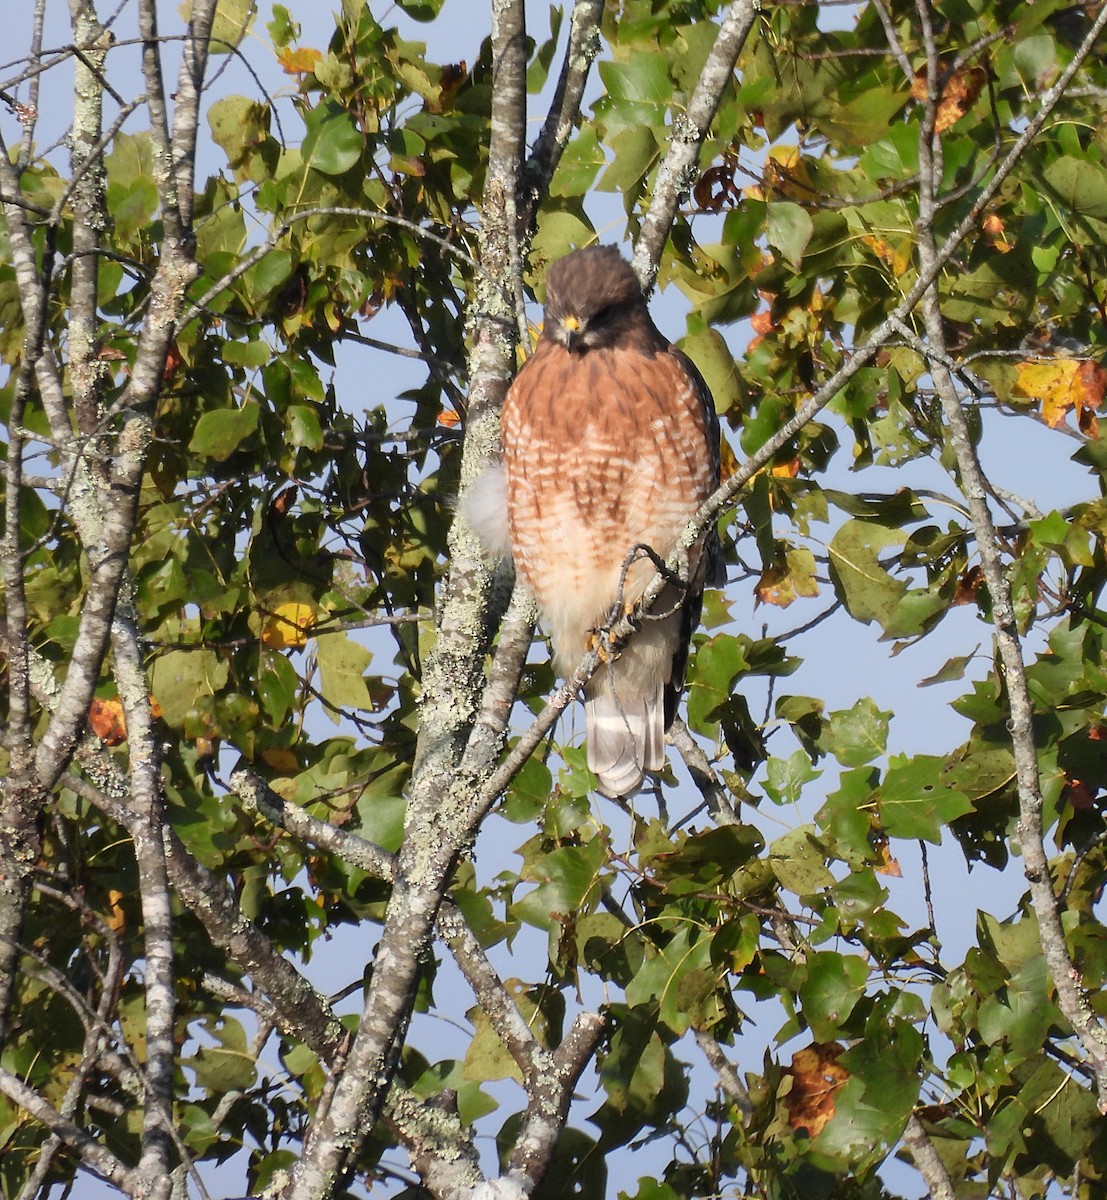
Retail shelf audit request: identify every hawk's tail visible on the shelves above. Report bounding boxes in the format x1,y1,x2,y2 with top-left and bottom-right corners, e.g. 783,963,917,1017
583,667,665,799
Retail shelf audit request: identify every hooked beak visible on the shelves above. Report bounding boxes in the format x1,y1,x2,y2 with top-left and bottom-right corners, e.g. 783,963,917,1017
560,313,585,353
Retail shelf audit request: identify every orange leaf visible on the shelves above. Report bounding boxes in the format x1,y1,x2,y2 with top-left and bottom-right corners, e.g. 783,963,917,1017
269,485,299,519
912,65,986,132
861,233,914,276
162,340,183,381
750,309,775,337
261,748,299,773
437,407,462,428
277,46,322,75
982,213,1013,254
786,1042,849,1136
88,697,127,746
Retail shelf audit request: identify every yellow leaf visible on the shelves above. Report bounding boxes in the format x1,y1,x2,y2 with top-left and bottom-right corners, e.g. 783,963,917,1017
1014,358,1107,429
719,436,739,483
861,233,914,276
105,889,127,933
757,564,796,608
262,602,314,648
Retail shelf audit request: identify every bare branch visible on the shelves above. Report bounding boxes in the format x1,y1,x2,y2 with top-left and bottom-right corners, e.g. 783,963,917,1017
694,1030,753,1119
0,1065,134,1190
901,1115,956,1200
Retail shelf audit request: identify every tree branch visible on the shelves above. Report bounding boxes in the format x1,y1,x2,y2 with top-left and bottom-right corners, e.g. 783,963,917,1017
632,0,760,290
0,1065,134,1191
911,0,1107,1109
518,0,605,234
901,1114,956,1200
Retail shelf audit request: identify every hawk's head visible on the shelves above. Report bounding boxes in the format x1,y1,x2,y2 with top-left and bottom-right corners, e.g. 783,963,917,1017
542,245,655,354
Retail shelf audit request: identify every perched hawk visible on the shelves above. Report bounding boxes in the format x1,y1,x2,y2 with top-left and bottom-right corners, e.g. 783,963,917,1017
466,245,721,797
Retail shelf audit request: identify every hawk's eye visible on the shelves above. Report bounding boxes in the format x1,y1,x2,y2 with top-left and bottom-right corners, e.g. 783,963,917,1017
591,304,616,326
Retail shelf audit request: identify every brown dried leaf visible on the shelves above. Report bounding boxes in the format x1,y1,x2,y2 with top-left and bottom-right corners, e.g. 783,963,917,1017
786,1042,849,1136
952,565,985,606
694,164,740,212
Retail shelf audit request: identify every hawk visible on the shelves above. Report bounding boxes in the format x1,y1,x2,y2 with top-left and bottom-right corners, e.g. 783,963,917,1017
466,245,721,797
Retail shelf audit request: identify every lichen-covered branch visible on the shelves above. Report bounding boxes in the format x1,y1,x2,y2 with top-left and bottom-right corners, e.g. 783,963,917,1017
283,3,533,1191
631,0,760,290
911,0,1107,1108
518,0,605,233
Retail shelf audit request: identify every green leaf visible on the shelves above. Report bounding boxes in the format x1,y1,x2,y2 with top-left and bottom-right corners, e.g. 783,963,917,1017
768,825,834,897
287,404,324,450
187,1016,257,1092
878,754,974,842
180,0,254,53
1042,155,1107,222
766,202,814,270
353,792,406,854
302,101,363,175
551,127,606,199
222,340,271,368
395,0,444,20
827,519,907,630
315,632,375,715
799,951,869,1039
824,699,890,767
763,749,820,806
919,649,978,687
679,327,740,415
189,401,260,460
150,648,230,728
511,840,606,936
